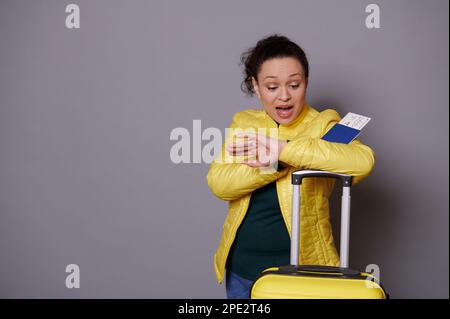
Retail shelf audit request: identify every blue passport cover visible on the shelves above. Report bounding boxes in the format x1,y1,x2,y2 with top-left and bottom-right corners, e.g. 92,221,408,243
321,123,361,144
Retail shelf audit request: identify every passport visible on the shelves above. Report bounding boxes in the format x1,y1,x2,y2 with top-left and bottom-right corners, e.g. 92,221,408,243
321,112,371,144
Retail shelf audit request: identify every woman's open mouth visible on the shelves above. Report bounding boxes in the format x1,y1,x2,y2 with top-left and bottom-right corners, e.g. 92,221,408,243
275,105,294,119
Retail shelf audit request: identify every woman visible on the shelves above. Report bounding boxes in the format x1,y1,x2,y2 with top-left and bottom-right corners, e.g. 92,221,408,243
206,35,375,299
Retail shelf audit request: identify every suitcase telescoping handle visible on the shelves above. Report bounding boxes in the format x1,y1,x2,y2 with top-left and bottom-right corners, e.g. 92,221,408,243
290,170,353,268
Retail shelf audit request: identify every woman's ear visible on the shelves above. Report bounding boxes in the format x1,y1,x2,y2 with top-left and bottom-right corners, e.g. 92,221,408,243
251,77,261,99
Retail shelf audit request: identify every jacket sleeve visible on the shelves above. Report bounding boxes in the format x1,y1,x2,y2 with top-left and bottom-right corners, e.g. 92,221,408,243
278,111,375,185
206,113,288,201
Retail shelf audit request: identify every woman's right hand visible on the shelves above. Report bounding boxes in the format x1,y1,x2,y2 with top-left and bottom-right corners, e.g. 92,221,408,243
227,132,287,168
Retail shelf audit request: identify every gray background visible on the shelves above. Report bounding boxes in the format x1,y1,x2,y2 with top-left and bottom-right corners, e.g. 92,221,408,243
0,0,448,298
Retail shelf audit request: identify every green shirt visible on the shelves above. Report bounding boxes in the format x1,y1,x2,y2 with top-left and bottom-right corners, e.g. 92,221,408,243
227,180,291,281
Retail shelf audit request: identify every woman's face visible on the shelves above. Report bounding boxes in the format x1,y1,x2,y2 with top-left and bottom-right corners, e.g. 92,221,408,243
252,57,307,125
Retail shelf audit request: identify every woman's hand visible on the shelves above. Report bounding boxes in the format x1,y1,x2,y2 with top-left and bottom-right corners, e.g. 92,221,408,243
227,132,287,168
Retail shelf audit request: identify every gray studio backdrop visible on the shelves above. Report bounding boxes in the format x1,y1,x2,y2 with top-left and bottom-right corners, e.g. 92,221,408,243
0,0,448,298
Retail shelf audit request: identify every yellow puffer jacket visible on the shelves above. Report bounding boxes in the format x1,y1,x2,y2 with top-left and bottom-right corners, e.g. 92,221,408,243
206,104,375,284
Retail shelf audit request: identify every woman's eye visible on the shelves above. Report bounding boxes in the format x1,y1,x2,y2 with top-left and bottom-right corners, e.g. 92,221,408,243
267,84,299,91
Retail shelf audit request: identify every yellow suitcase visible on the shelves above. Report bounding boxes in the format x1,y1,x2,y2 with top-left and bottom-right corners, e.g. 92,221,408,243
250,170,388,299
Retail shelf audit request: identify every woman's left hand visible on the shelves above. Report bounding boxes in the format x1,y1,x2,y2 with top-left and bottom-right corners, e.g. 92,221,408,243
227,132,287,168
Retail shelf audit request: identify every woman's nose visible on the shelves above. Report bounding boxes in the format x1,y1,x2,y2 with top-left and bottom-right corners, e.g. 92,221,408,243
278,87,291,101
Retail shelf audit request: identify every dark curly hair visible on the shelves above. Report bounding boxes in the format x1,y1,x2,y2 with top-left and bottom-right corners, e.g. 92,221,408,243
240,34,309,96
